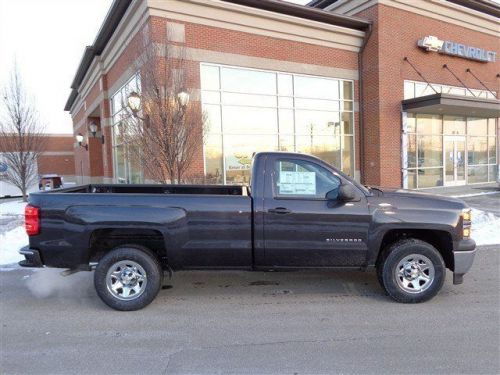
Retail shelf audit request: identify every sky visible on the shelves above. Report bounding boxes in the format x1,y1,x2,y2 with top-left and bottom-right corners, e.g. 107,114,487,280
0,0,308,134
0,0,114,134
1,0,498,134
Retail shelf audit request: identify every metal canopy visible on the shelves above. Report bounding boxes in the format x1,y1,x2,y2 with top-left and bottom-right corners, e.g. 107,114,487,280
402,93,500,118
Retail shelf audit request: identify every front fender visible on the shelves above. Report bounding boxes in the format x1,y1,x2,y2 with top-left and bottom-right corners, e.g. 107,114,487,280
366,207,461,266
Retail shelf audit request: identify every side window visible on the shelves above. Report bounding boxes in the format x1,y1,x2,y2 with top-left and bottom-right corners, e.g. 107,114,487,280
274,159,341,199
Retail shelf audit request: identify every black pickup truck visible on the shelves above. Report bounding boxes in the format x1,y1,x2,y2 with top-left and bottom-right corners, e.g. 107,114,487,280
20,152,476,310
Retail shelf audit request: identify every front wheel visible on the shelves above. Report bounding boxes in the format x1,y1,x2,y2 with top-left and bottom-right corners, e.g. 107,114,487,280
377,239,445,303
94,245,163,311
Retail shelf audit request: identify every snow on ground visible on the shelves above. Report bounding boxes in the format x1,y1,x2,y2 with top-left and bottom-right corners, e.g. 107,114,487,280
471,209,500,247
0,226,28,269
0,199,26,217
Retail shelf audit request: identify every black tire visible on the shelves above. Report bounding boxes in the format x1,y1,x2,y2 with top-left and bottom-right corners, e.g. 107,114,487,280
376,239,445,303
94,245,163,311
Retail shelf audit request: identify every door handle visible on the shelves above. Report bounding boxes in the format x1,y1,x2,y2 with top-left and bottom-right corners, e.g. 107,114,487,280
268,207,291,214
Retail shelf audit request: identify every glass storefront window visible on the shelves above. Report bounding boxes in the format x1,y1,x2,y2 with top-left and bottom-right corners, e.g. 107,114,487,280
488,165,498,183
295,110,341,135
204,134,223,184
443,116,465,135
204,104,222,134
342,136,354,177
110,74,143,184
278,109,294,134
201,64,355,183
468,165,488,184
407,169,417,189
407,133,417,168
404,112,497,188
221,67,276,94
342,112,353,135
222,92,276,107
294,75,339,100
224,134,278,184
341,81,353,101
417,114,442,134
488,137,497,164
467,118,488,136
488,118,497,136
295,135,341,168
404,80,495,100
295,98,340,112
417,136,442,168
418,168,443,188
222,106,278,134
468,137,488,165
201,65,220,90
278,74,293,96
406,114,416,133
404,81,415,100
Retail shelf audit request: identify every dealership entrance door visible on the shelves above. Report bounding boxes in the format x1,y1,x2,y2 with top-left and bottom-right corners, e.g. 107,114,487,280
444,136,466,186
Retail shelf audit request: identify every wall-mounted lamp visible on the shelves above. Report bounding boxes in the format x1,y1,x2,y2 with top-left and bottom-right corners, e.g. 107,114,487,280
177,89,190,107
76,133,88,151
89,122,105,144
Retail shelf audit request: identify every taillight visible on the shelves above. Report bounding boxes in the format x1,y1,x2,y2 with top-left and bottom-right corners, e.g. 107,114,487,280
25,205,40,236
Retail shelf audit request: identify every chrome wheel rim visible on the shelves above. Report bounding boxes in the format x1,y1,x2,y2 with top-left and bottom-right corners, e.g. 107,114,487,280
395,254,435,294
106,260,147,300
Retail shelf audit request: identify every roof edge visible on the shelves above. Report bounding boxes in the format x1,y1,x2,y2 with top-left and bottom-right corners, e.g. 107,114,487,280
307,0,500,18
65,0,132,112
221,0,371,30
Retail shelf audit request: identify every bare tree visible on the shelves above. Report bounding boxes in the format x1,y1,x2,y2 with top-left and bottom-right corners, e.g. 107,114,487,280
121,26,206,184
0,66,46,201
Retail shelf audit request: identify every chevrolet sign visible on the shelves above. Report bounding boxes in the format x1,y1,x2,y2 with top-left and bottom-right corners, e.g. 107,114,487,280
418,36,496,63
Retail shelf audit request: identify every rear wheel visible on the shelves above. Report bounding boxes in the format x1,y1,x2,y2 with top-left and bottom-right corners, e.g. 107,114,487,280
94,245,163,311
377,239,445,303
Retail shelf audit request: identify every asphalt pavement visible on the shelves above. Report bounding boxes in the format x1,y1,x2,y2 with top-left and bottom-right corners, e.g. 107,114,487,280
1,245,499,375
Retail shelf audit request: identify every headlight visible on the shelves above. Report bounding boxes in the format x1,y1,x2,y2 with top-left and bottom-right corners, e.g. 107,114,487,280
462,209,471,238
462,209,471,222
463,227,471,238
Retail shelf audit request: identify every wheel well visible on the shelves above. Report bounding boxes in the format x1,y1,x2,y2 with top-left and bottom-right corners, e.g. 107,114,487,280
378,229,454,270
88,228,167,268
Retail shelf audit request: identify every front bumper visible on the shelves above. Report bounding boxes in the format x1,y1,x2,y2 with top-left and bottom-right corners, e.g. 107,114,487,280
18,246,43,268
452,238,476,285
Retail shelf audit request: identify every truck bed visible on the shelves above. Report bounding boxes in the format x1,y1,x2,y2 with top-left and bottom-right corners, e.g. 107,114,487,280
48,184,249,196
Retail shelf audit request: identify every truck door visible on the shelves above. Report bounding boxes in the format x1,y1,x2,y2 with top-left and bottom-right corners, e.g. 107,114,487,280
262,155,370,267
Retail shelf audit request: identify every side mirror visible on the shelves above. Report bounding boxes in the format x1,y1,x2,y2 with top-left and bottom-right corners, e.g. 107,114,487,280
338,184,357,202
325,188,339,201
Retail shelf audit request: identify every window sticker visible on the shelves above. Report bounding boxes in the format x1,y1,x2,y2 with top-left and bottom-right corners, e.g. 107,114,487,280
278,171,316,195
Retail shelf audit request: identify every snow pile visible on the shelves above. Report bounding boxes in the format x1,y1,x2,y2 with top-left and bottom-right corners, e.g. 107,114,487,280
0,226,28,268
471,208,500,246
0,200,26,217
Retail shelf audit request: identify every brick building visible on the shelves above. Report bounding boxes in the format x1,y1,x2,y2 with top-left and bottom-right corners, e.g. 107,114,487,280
65,0,499,189
0,134,76,197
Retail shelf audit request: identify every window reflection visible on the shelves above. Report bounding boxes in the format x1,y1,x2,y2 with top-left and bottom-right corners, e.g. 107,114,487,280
417,136,442,168
224,135,278,184
468,137,488,165
205,134,223,184
200,64,355,183
222,106,278,134
110,74,143,184
221,67,276,94
294,75,339,100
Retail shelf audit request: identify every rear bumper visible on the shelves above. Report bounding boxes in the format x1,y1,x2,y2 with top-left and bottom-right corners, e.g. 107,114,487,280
453,239,476,285
18,246,43,268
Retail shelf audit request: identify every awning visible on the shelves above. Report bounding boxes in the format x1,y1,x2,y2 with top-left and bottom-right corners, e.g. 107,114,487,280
402,93,500,118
